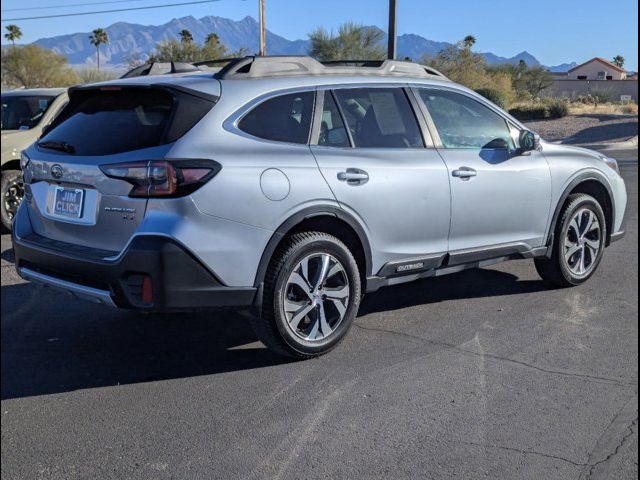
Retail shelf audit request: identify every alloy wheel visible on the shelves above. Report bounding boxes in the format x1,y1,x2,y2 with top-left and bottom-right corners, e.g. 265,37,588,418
282,253,350,341
564,208,602,277
3,178,24,221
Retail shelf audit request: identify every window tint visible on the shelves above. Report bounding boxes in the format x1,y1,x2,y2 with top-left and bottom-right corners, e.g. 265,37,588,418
419,89,514,149
334,88,423,148
1,95,55,130
318,91,349,147
40,89,174,156
239,92,314,144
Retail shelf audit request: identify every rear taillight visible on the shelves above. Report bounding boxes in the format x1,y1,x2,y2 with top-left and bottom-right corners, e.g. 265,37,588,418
99,160,221,198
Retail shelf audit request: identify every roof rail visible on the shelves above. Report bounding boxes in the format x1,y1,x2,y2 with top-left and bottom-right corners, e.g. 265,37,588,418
193,57,245,68
120,61,200,79
214,56,449,81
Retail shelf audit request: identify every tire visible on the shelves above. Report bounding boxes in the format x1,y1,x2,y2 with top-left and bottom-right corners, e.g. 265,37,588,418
535,194,607,288
251,232,362,358
1,169,24,233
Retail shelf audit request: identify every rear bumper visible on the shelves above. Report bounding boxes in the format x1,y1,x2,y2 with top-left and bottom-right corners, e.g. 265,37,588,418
13,230,257,311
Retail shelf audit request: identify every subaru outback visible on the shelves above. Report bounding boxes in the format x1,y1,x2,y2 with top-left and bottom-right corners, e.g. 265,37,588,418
12,56,627,358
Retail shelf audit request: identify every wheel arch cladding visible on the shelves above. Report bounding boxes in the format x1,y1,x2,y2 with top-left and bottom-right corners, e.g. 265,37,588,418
2,160,21,171
253,206,372,289
549,172,615,247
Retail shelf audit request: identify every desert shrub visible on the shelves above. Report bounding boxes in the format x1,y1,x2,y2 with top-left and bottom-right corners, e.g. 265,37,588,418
509,99,569,121
75,68,118,84
475,88,509,109
546,98,569,118
621,103,638,115
589,89,615,105
509,104,550,121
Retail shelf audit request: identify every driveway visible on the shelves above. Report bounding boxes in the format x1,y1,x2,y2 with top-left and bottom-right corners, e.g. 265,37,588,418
1,150,637,480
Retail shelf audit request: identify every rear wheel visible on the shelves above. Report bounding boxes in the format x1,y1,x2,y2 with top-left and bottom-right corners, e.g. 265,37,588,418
251,232,361,358
535,194,606,287
1,169,24,232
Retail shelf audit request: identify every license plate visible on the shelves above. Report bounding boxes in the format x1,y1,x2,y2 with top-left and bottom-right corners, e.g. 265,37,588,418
53,187,84,218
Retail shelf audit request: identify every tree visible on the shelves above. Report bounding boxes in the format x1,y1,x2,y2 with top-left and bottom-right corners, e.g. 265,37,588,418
150,34,229,63
309,22,386,61
4,25,22,46
612,55,625,68
1,44,80,89
89,28,109,70
462,35,476,50
205,33,219,45
179,29,193,44
522,66,553,98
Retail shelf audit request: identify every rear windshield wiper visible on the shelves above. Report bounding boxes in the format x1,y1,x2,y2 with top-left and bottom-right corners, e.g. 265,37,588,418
37,140,76,154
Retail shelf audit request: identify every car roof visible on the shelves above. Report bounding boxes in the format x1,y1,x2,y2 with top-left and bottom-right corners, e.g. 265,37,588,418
1,87,66,97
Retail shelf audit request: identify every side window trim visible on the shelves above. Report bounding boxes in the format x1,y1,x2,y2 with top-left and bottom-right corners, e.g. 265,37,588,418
413,86,515,151
310,89,355,148
225,87,317,147
404,86,435,148
329,89,355,148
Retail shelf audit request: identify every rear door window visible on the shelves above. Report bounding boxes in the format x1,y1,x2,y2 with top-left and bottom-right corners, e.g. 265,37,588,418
333,88,424,148
318,91,350,147
239,91,315,144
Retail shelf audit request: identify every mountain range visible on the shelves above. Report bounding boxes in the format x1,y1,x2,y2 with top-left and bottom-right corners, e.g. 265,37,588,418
29,15,576,71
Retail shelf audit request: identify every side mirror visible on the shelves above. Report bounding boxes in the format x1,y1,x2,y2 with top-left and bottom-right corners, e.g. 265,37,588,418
518,130,540,154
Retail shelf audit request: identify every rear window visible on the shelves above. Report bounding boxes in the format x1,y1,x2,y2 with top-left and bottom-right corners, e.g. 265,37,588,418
1,95,55,130
40,87,214,156
239,91,314,144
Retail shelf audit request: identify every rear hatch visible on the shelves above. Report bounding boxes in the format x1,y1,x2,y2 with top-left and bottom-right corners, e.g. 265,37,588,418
21,84,216,254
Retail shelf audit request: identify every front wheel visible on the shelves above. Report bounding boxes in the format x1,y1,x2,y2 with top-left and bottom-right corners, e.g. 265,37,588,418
1,169,24,232
251,232,362,358
535,193,607,287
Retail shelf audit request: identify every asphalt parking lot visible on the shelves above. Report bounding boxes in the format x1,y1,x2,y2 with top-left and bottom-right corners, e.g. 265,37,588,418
1,150,637,480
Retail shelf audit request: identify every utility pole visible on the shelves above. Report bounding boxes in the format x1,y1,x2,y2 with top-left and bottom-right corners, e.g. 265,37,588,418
387,0,397,60
259,0,266,56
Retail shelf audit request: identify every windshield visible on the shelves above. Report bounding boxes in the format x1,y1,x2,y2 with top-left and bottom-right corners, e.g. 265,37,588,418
1,95,56,130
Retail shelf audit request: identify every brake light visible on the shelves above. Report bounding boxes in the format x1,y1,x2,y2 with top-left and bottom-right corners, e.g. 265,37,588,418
99,160,220,197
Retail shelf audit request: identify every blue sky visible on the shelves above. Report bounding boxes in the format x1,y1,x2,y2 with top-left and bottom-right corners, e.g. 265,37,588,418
2,0,638,69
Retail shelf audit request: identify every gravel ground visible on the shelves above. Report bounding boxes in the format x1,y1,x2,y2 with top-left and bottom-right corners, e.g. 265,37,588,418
526,114,638,145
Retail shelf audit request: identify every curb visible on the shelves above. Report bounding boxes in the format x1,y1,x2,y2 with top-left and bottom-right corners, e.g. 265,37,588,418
562,135,638,151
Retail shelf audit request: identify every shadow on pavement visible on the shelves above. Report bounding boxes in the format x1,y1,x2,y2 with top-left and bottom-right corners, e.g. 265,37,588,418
2,265,551,400
1,282,291,400
565,120,638,144
360,267,549,315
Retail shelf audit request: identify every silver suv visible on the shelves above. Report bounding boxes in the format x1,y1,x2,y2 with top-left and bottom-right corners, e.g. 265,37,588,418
12,56,627,358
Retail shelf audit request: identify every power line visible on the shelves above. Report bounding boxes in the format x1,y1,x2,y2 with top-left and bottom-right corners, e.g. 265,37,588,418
1,0,222,22
2,0,151,13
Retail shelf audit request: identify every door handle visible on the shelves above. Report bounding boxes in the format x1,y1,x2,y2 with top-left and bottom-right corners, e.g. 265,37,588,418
338,168,369,185
452,167,477,180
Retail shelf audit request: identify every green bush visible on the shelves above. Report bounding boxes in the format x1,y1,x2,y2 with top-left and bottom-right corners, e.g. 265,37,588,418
589,89,615,105
547,99,569,118
509,99,569,121
475,88,509,109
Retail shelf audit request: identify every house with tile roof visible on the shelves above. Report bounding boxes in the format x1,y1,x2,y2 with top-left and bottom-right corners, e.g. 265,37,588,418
566,57,629,80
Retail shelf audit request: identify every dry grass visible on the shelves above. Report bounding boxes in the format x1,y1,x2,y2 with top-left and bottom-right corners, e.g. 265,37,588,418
568,103,638,116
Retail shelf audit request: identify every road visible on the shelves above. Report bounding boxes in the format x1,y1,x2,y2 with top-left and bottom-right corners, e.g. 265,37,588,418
1,150,637,480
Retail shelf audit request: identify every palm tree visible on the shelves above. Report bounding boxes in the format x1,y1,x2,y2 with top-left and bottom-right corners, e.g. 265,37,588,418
612,55,625,68
462,35,476,50
4,25,22,47
89,28,109,70
179,29,193,44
